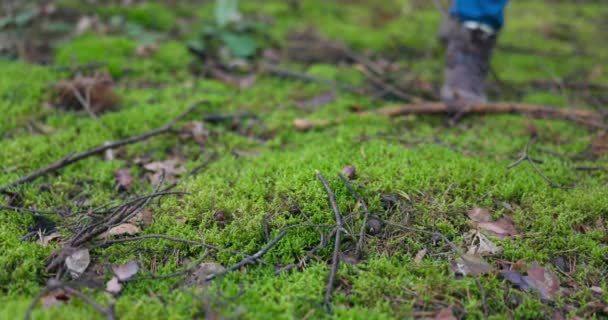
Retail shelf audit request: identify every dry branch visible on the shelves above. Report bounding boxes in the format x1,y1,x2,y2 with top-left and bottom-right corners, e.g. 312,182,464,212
376,102,606,129
0,102,204,194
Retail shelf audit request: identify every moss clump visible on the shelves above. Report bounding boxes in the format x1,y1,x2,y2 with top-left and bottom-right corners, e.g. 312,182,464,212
54,35,136,77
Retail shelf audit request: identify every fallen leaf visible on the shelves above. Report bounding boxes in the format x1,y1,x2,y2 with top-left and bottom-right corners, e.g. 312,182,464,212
342,165,357,179
52,74,119,114
113,260,139,281
434,308,457,320
296,91,336,110
500,269,531,291
501,262,561,300
135,43,159,58
129,208,154,226
143,159,185,185
106,276,122,294
414,248,427,265
114,169,134,191
466,230,502,256
185,262,226,286
293,118,329,131
100,223,140,238
180,121,209,146
525,262,560,300
591,286,604,294
41,289,70,309
450,253,492,276
467,207,492,222
477,218,518,239
37,232,62,247
65,249,90,278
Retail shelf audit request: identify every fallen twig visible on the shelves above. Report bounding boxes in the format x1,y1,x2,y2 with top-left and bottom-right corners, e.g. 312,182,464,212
375,102,606,129
316,171,344,312
262,62,362,96
507,136,569,188
0,102,204,194
337,173,370,258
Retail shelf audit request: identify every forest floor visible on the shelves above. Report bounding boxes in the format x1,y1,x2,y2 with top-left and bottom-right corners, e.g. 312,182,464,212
1,0,607,319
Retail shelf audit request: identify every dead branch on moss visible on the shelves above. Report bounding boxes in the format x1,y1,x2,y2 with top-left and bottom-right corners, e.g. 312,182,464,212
337,173,370,258
25,279,116,320
376,102,607,129
506,136,570,189
0,102,204,195
315,171,344,312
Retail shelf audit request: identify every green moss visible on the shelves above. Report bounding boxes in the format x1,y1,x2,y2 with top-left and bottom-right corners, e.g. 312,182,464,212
54,35,136,77
1,0,607,319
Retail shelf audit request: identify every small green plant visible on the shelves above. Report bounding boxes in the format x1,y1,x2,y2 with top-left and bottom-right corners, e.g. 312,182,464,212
188,0,268,61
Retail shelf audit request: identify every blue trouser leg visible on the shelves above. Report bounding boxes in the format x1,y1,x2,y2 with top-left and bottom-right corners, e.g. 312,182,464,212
449,0,509,31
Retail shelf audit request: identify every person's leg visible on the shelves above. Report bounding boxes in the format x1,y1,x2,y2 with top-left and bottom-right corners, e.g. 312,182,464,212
440,0,509,107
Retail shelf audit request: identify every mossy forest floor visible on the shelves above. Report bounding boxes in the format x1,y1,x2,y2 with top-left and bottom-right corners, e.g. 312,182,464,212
1,1,607,319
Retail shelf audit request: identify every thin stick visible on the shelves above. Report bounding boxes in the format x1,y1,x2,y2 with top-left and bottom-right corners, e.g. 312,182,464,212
62,286,116,320
0,102,204,194
506,136,568,189
375,102,606,129
337,173,370,258
315,171,344,312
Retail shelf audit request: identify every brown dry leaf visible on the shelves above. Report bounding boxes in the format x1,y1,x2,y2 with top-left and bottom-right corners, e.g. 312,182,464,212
477,217,518,239
100,223,140,238
342,165,357,179
434,308,457,320
185,262,226,287
180,121,209,146
41,289,70,309
52,74,119,114
525,262,560,300
143,159,185,185
37,232,63,247
106,276,122,294
65,248,90,279
113,260,139,281
465,230,502,256
114,169,134,191
450,253,492,276
293,118,330,131
129,208,154,226
467,207,492,222
135,43,159,58
414,248,427,265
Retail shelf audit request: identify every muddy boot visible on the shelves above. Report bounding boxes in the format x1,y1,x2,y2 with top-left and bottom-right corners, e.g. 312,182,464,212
440,22,497,107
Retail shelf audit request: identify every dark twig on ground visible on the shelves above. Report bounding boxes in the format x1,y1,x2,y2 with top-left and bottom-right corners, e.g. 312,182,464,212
507,136,568,188
316,171,344,312
376,102,607,129
337,173,370,258
262,62,362,96
0,102,205,194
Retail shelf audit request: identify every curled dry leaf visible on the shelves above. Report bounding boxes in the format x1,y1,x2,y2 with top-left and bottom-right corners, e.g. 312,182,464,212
414,248,427,265
477,218,518,239
106,277,122,294
342,165,357,179
293,118,330,131
129,208,154,226
113,260,139,281
37,232,62,247
52,74,119,113
450,253,492,277
114,169,134,191
144,159,185,185
465,230,502,256
501,262,561,300
180,121,209,146
65,248,90,279
41,289,70,309
100,223,140,238
467,207,492,222
467,207,518,239
434,308,457,320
